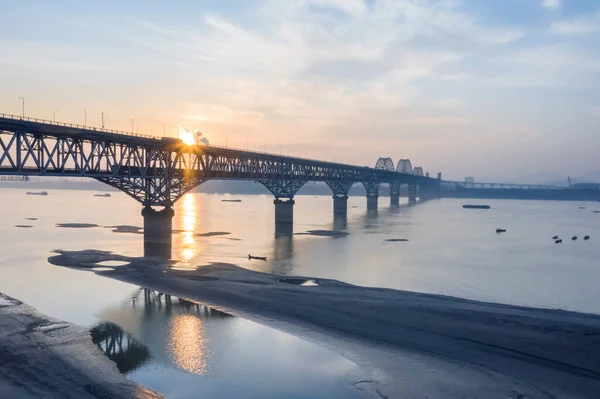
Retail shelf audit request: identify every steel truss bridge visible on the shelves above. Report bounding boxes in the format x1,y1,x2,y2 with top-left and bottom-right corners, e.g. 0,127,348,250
0,114,439,210
442,181,563,190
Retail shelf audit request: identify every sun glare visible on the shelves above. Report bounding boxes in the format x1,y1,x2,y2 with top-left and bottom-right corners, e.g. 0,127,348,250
179,128,196,145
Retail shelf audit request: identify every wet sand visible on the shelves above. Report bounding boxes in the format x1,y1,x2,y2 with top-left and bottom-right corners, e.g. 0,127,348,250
0,293,161,399
49,249,600,399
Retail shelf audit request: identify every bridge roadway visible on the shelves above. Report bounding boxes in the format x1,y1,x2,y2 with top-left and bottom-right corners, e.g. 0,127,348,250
0,114,440,248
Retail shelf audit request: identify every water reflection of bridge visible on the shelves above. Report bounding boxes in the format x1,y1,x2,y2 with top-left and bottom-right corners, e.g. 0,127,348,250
99,288,234,376
90,322,150,374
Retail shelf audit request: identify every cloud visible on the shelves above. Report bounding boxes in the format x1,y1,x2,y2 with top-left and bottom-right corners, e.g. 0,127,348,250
541,0,560,11
551,14,600,35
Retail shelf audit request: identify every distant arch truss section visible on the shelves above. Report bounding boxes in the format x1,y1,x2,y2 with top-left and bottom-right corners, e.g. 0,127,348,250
396,159,413,174
375,157,395,172
413,167,424,176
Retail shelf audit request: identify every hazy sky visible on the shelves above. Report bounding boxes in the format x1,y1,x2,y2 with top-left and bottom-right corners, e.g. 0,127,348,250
1,0,599,182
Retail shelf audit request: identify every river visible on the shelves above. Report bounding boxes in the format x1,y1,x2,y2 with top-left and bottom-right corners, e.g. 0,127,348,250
1,188,599,397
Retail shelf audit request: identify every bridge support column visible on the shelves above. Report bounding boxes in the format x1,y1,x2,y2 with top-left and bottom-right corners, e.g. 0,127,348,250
274,199,294,236
408,184,417,204
367,195,378,210
390,182,401,207
259,180,306,236
333,195,348,215
142,206,174,258
362,181,380,211
326,181,354,217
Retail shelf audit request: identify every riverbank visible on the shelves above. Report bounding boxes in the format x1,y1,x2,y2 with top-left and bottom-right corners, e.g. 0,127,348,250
0,293,161,399
50,249,600,399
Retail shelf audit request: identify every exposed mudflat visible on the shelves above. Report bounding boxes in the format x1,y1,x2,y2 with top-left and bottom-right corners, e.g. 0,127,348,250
48,249,600,399
194,231,231,237
56,223,99,228
295,230,349,237
0,293,161,399
14,225,33,228
105,225,144,234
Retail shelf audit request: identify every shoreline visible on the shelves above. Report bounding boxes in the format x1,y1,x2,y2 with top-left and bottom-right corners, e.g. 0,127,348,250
49,249,600,399
0,292,161,399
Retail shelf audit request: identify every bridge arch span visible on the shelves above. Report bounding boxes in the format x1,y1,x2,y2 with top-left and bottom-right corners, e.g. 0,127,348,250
396,159,412,174
375,157,395,172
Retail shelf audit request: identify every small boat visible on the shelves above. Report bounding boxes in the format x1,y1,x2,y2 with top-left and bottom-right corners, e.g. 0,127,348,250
221,199,242,202
584,235,590,240
94,193,111,197
248,255,267,261
462,204,490,209
496,228,506,233
552,235,559,239
572,236,578,240
555,239,562,244
26,191,48,196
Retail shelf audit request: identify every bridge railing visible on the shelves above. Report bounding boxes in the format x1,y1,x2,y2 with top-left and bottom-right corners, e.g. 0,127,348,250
202,143,361,167
0,113,158,140
442,180,564,190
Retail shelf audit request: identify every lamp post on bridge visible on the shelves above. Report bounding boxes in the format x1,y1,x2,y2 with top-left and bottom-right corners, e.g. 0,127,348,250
129,118,134,134
81,109,87,126
53,110,59,122
18,97,25,118
101,112,105,128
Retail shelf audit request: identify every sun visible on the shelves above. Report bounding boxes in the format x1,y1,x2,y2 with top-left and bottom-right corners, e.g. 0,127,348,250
178,128,196,145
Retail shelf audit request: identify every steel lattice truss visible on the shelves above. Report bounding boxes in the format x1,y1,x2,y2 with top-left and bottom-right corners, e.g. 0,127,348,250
0,117,435,206
258,180,307,199
362,181,380,197
389,181,401,195
375,157,395,171
326,181,355,197
396,159,413,173
413,167,424,176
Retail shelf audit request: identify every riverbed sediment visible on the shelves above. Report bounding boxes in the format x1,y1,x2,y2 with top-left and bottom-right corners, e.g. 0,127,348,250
48,249,600,399
0,292,161,399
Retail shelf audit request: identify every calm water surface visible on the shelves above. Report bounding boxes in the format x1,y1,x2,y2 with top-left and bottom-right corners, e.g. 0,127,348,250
1,188,599,396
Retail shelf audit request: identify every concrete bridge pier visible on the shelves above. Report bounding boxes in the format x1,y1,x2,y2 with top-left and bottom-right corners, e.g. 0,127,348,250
362,181,380,211
259,180,307,235
390,182,401,207
142,206,174,258
408,184,418,204
333,195,348,215
274,199,294,236
326,181,355,216
366,195,378,210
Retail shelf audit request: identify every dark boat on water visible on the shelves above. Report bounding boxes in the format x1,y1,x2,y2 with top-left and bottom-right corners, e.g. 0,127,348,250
496,228,506,233
222,199,242,202
248,255,267,261
462,204,490,209
26,191,48,196
94,193,111,197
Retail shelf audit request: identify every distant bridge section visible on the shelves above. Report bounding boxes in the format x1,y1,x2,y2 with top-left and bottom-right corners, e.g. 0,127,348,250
0,114,441,239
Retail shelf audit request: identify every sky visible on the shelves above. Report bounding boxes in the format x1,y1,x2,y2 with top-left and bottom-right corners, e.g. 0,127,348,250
1,0,599,182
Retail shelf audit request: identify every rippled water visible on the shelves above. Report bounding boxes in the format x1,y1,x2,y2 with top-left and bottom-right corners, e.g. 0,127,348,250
1,187,599,397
